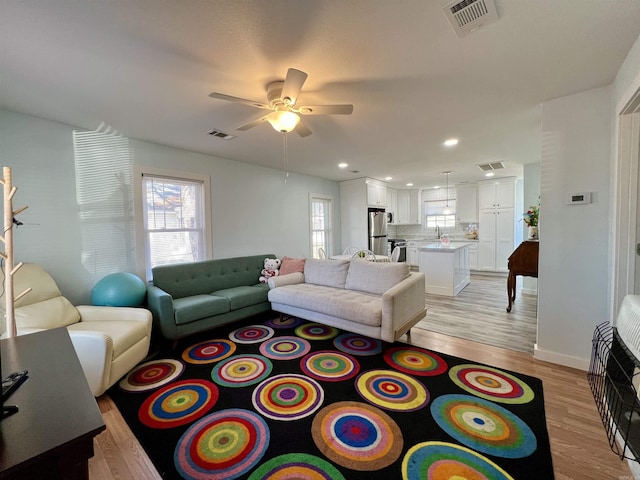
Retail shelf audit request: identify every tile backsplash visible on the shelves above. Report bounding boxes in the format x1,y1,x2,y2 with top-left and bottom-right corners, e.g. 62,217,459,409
389,222,476,239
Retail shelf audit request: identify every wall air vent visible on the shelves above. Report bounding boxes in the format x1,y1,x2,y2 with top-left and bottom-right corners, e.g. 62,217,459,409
477,162,504,172
207,129,236,140
443,0,498,38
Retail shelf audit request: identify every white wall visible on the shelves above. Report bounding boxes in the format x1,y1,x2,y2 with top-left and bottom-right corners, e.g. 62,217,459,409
536,86,612,368
0,109,341,305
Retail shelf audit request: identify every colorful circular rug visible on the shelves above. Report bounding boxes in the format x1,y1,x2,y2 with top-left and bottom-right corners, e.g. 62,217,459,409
182,339,236,364
138,379,219,429
248,453,346,480
355,369,429,412
402,441,515,480
174,408,269,480
300,350,360,382
312,401,403,471
295,322,340,340
449,364,535,404
229,325,275,344
211,354,273,388
383,346,448,377
431,394,537,458
259,336,311,360
119,359,184,392
333,333,382,356
252,373,324,421
265,316,305,329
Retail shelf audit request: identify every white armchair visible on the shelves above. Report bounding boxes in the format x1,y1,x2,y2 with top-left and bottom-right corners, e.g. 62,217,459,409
2,263,152,396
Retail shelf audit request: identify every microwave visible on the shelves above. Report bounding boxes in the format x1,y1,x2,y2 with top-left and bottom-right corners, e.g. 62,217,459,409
386,212,393,224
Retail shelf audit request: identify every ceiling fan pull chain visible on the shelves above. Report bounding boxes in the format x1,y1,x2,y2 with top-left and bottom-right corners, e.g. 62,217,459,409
282,132,289,184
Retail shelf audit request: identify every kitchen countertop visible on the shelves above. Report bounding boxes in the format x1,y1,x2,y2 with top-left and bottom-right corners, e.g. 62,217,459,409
418,242,473,252
405,237,478,243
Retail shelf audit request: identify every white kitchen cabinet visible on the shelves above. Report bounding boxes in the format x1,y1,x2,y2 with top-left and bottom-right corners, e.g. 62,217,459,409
396,189,421,225
478,208,515,272
467,241,479,270
407,241,418,266
387,188,397,222
340,178,388,252
366,180,387,207
418,243,470,296
455,183,478,223
478,177,516,209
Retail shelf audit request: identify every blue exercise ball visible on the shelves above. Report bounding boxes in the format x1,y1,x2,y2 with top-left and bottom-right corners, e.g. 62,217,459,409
91,272,147,307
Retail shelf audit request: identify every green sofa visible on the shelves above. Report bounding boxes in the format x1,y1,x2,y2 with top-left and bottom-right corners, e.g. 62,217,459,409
146,254,276,341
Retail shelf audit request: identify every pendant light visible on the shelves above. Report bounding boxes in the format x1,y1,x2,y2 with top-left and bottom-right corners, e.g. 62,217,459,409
442,171,452,215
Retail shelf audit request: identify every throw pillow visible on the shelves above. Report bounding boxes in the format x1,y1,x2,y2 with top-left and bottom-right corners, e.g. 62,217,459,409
279,256,306,276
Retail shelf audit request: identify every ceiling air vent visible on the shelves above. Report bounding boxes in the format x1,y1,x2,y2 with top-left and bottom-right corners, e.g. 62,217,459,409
477,162,504,172
207,129,236,140
443,0,498,38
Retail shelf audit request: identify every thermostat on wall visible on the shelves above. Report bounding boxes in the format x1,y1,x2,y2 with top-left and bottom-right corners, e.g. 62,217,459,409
567,192,592,205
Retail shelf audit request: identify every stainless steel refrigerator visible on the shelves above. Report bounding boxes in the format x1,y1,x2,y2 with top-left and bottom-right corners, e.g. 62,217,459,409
368,208,388,256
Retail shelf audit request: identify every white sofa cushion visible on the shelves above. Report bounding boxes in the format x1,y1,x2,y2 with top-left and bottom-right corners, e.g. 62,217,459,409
345,260,411,295
268,283,382,327
304,259,350,288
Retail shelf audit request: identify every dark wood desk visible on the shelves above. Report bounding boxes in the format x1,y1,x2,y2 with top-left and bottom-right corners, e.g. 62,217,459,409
0,328,105,479
506,240,539,313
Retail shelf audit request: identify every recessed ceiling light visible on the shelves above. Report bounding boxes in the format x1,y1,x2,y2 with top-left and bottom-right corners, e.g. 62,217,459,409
485,172,495,177
385,176,392,181
406,183,413,187
338,163,348,168
444,138,459,147
434,186,440,189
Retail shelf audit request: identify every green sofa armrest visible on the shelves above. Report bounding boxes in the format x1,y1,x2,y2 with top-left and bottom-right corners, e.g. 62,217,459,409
146,284,178,340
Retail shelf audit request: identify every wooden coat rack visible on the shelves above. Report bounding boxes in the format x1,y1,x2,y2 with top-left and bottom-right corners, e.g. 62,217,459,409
1,167,31,338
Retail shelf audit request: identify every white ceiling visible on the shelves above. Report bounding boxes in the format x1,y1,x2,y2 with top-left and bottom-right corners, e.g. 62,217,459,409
2,0,640,189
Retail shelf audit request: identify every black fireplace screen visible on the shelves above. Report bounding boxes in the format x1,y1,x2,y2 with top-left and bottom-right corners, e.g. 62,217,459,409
588,322,640,461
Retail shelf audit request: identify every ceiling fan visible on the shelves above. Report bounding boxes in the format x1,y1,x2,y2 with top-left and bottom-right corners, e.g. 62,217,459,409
208,68,353,137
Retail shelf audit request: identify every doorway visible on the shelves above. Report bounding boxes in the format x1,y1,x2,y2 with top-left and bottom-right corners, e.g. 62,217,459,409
613,84,640,319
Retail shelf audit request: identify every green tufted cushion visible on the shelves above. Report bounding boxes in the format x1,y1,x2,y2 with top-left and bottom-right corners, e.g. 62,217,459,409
173,294,230,325
152,254,275,299
211,285,269,310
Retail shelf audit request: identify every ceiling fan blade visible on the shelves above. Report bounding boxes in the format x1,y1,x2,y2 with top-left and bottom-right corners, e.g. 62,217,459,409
236,114,271,131
281,68,308,106
209,92,270,110
297,104,354,115
295,120,312,137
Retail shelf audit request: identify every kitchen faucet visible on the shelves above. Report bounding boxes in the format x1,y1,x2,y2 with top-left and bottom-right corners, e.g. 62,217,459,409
435,225,440,239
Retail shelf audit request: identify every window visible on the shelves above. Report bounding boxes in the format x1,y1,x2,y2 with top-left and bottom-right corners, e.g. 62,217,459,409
134,168,212,280
423,188,456,228
309,194,332,258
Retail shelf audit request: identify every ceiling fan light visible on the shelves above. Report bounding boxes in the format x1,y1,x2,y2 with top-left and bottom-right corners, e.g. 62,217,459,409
268,111,300,133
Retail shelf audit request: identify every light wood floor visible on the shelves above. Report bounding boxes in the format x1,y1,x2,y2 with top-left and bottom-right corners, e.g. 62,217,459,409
88,282,634,479
419,273,538,353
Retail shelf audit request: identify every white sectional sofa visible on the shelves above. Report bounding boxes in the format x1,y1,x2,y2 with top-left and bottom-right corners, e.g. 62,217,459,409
267,258,426,342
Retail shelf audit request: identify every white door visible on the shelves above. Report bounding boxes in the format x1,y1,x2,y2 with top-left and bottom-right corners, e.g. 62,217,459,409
478,210,496,270
496,181,515,208
496,208,515,271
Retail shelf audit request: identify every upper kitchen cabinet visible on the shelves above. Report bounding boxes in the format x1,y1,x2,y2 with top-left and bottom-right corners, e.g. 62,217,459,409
478,177,516,209
366,179,387,207
387,188,397,221
396,189,421,225
455,183,478,223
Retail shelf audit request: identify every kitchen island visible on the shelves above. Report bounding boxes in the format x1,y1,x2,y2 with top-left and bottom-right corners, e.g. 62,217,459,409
418,242,471,296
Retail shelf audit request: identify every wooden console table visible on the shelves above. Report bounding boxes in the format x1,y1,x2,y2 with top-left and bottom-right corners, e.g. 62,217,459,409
0,328,105,479
506,240,539,313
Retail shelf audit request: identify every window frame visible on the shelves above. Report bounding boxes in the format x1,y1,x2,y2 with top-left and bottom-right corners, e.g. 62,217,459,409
134,166,212,281
309,193,333,258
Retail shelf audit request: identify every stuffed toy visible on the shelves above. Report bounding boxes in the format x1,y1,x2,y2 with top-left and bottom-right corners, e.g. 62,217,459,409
259,257,281,283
